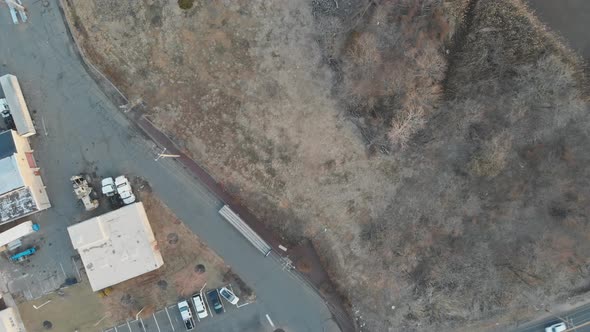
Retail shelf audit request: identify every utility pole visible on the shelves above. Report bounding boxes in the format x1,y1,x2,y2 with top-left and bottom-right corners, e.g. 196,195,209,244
154,147,180,161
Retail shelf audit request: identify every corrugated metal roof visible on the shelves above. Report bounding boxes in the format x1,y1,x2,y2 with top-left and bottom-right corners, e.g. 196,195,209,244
0,131,16,160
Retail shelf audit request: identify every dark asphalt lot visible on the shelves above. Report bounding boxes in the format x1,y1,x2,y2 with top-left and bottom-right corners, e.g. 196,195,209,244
514,303,590,332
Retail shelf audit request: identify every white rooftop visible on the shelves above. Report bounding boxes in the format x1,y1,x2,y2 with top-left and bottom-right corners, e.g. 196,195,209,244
0,156,24,195
0,307,24,332
67,202,164,291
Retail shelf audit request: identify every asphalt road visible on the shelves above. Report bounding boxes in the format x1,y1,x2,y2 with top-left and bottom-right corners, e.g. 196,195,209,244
0,1,337,331
513,303,590,332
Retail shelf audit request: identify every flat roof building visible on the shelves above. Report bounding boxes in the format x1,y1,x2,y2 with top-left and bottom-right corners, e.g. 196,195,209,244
0,75,35,138
67,202,164,291
0,307,24,332
0,130,50,224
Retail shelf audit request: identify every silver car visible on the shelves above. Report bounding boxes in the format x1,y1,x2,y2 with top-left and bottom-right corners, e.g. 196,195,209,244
219,287,239,305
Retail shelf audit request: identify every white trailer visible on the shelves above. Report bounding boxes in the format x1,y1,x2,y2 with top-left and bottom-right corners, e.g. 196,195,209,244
0,74,35,137
0,221,39,250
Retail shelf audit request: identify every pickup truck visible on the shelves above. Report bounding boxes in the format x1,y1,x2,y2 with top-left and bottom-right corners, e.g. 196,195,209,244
177,300,195,330
192,293,209,319
115,175,136,205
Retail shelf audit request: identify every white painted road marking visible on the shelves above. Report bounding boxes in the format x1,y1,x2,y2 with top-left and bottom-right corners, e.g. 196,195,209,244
33,300,51,309
265,314,275,328
153,312,161,332
164,306,175,331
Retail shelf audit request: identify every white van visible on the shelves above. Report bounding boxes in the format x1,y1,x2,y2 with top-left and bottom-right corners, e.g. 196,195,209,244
191,294,209,319
177,300,195,330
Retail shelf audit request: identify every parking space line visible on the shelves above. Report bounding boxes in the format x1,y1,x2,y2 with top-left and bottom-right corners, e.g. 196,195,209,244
71,257,82,280
25,288,32,300
126,320,132,331
203,294,212,316
266,314,275,328
152,313,161,332
114,326,118,332
59,263,66,279
139,318,146,332
236,301,251,308
164,306,175,331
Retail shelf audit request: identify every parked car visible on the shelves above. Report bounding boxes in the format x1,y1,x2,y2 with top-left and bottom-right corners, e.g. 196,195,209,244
219,286,239,305
207,289,224,314
115,175,136,204
545,322,566,332
101,177,116,196
191,293,209,319
177,300,195,330
1,100,15,130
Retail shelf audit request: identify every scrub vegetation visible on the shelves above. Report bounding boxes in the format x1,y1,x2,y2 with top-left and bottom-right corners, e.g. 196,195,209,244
62,0,589,330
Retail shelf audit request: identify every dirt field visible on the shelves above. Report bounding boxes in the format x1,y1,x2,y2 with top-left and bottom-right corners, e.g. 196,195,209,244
62,0,590,330
19,282,114,332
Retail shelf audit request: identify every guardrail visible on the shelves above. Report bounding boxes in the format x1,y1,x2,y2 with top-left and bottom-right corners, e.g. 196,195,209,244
219,205,272,256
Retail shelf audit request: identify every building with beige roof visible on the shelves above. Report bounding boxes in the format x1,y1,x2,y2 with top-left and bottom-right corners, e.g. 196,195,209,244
67,202,164,291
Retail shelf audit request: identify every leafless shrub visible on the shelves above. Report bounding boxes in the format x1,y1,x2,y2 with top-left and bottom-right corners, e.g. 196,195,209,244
336,0,450,151
511,55,585,128
470,132,512,177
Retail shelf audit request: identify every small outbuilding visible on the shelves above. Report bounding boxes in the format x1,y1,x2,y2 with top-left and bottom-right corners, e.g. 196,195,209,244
67,202,164,291
0,75,35,137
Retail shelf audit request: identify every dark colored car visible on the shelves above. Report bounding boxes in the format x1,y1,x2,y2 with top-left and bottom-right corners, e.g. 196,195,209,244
207,289,224,314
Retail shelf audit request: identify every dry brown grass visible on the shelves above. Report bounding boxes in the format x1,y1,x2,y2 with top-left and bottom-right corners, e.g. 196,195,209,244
338,1,449,151
469,132,512,177
62,0,590,331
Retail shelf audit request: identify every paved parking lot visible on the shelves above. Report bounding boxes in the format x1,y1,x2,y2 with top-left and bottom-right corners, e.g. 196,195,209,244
104,298,267,332
0,211,80,300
